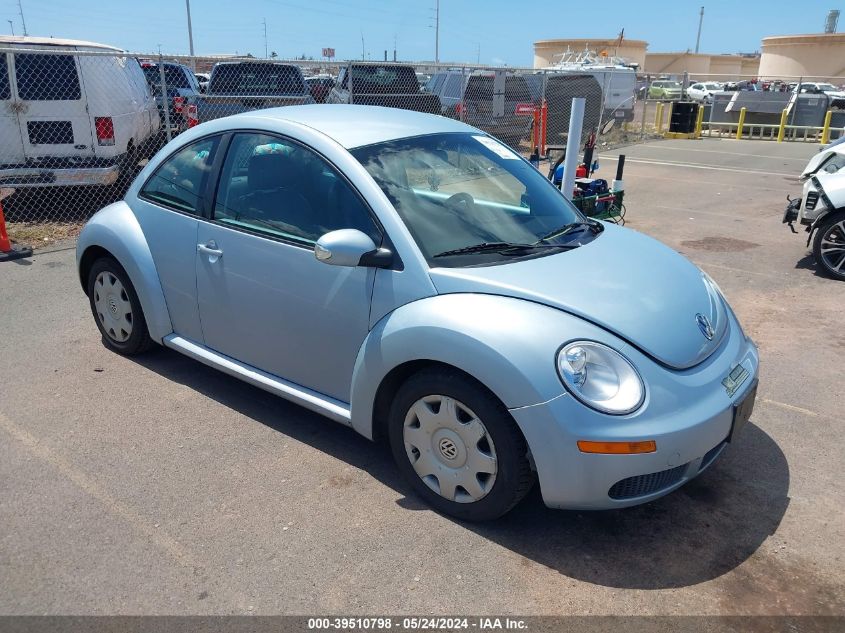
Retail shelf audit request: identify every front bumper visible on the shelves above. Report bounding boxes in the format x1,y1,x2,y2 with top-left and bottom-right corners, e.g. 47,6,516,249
0,165,120,188
510,317,759,510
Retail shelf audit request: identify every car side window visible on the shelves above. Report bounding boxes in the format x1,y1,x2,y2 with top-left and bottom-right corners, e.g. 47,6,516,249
213,132,381,245
14,53,81,101
140,137,219,214
0,54,10,100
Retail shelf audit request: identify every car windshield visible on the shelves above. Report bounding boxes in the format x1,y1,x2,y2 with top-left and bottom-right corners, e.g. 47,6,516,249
816,83,837,92
351,132,594,267
704,82,723,90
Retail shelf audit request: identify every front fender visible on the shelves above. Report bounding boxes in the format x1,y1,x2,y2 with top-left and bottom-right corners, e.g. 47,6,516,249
76,201,173,342
349,293,618,439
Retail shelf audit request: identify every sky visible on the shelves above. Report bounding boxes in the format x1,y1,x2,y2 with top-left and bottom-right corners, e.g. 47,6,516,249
2,0,843,65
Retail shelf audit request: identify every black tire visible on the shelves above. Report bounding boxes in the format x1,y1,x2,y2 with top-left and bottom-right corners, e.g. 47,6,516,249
87,257,154,355
388,367,534,521
812,211,845,281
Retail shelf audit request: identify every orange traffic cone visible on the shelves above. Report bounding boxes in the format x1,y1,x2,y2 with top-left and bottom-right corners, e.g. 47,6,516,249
0,189,33,262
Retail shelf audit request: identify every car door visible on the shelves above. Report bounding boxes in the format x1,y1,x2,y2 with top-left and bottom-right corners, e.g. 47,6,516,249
195,132,382,403
135,135,222,342
11,51,96,160
0,52,25,165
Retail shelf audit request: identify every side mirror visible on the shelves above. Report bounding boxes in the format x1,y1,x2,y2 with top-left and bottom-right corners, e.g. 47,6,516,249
314,229,392,268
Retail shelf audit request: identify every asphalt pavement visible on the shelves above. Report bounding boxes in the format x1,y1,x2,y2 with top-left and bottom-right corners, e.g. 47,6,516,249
0,137,843,616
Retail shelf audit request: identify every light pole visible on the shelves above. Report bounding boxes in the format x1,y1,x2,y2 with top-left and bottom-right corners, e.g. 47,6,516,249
263,18,268,59
185,0,196,69
7,20,13,36
695,6,704,54
434,0,440,65
17,0,27,36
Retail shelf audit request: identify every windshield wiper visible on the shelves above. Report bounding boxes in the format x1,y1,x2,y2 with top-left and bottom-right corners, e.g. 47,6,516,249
534,220,603,245
433,241,576,258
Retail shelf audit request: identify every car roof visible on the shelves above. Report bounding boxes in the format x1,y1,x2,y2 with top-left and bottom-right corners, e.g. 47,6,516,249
0,35,122,51
235,104,477,149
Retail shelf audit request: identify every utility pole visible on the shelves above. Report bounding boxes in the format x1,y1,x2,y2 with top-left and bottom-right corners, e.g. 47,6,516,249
361,32,365,61
17,0,27,36
185,0,195,69
434,0,440,65
476,43,480,64
262,18,268,59
7,20,14,36
695,6,704,54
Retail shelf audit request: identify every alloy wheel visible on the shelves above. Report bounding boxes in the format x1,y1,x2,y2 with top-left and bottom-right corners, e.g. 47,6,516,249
819,219,845,275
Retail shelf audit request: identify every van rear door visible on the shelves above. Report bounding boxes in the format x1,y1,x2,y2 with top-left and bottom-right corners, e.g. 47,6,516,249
11,51,95,160
0,52,25,165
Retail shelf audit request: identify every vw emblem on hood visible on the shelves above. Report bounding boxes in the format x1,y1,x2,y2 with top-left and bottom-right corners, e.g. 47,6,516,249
696,313,715,340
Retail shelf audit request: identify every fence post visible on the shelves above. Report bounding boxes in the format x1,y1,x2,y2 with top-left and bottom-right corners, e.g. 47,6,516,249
158,54,173,142
736,106,746,140
640,75,649,139
777,108,788,143
560,97,585,200
821,109,833,145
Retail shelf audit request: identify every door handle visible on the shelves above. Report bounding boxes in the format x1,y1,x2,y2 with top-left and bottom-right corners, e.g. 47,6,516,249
197,242,223,258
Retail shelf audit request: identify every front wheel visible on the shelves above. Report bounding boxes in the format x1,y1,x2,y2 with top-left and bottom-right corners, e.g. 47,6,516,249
87,257,154,354
388,368,534,521
812,211,845,280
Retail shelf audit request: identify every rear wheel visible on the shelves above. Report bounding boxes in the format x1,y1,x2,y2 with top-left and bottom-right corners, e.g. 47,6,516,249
812,211,845,280
87,257,153,355
388,368,534,521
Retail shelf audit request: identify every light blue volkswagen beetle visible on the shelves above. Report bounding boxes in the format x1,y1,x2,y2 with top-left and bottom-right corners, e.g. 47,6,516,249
77,105,759,520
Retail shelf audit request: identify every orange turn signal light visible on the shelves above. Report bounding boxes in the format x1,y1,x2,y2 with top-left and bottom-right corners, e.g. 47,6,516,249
577,440,657,454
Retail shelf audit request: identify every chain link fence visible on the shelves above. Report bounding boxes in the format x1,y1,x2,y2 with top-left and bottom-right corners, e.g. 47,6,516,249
3,44,845,245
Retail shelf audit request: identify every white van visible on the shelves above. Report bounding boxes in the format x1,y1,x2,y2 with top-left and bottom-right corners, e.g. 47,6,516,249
0,36,160,188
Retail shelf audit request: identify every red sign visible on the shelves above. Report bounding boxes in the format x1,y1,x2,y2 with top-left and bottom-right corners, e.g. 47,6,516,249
514,103,534,116
322,48,335,58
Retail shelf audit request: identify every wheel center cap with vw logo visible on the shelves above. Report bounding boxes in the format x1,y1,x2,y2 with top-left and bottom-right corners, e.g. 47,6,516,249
696,313,715,340
439,437,458,460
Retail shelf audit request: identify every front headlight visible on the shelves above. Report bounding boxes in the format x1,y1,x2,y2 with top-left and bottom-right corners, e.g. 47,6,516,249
556,342,645,415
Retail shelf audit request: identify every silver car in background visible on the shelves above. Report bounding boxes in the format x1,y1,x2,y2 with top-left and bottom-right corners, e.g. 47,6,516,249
76,105,759,520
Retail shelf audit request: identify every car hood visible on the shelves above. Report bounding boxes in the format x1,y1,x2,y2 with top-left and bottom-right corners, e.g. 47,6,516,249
428,224,728,370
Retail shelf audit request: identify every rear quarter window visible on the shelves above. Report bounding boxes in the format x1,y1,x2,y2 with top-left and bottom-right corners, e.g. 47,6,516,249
140,137,220,214
15,53,81,101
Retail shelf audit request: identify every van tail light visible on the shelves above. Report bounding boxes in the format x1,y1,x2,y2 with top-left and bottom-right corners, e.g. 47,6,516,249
173,96,184,114
94,117,115,146
186,104,198,128
454,102,464,116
